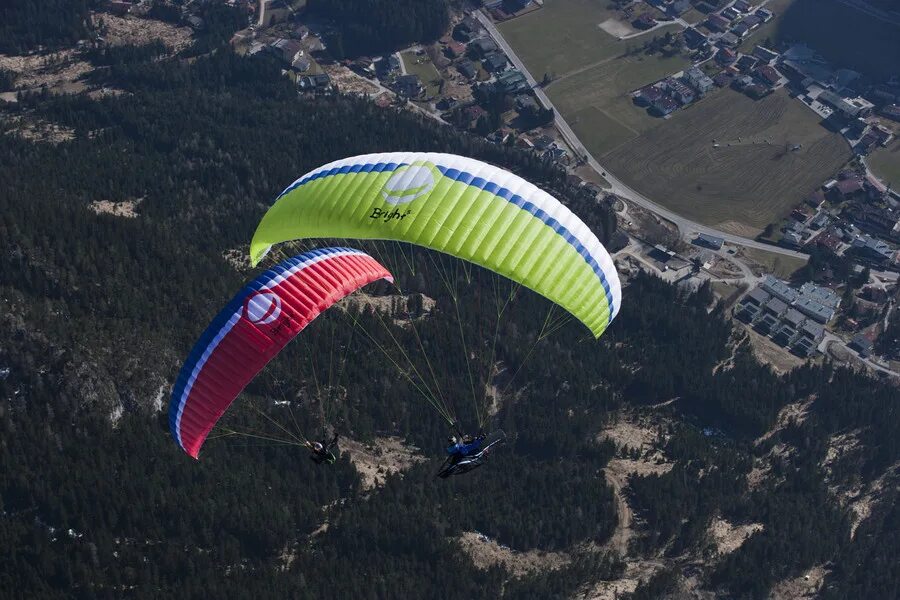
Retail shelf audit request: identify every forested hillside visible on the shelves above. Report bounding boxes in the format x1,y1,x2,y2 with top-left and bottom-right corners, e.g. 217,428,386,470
0,0,97,53
307,0,450,59
1,17,898,600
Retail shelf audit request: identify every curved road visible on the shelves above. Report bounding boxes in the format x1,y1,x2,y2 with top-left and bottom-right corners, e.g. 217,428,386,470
474,10,810,260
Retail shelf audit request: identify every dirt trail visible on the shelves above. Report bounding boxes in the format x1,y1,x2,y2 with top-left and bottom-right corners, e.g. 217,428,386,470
602,463,633,557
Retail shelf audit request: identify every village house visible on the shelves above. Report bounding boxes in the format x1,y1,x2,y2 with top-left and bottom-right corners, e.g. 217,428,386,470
849,334,875,357
532,134,556,152
810,212,830,230
757,297,789,334
761,275,800,304
375,55,401,77
706,14,731,31
818,91,874,119
636,85,663,106
736,55,758,73
851,235,894,264
719,32,740,47
829,177,864,201
514,94,540,115
774,308,806,346
651,95,680,116
454,16,480,42
469,37,498,58
684,67,714,95
497,69,529,95
683,28,707,49
445,41,466,59
394,74,423,98
815,231,842,252
849,203,899,236
793,296,835,324
755,7,774,21
793,321,824,357
456,59,477,80
482,51,508,73
734,0,753,11
722,6,741,20
799,283,841,311
755,65,782,87
297,73,331,92
806,190,826,209
270,38,304,66
743,14,762,30
716,47,738,65
666,79,695,104
732,21,751,37
752,45,779,65
694,233,724,250
732,74,754,90
737,287,771,322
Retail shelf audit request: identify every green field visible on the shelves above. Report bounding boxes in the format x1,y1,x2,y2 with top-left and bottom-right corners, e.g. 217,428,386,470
603,89,851,233
400,51,442,98
547,52,691,155
499,0,621,78
868,139,900,188
740,247,808,279
498,0,681,79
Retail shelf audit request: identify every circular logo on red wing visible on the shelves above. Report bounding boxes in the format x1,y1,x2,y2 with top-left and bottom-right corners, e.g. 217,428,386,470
243,290,282,325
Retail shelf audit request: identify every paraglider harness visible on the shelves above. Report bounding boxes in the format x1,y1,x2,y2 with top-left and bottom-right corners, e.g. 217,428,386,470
437,425,505,479
307,432,339,465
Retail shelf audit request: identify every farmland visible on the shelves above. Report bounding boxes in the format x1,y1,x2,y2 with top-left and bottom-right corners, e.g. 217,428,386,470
868,139,900,188
498,0,681,79
546,52,691,156
602,89,851,233
400,50,442,98
738,247,808,279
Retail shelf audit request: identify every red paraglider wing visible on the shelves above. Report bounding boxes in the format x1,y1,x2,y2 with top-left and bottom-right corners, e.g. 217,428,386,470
169,247,393,458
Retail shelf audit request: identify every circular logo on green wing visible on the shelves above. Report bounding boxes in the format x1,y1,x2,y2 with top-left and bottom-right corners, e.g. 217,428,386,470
380,162,440,205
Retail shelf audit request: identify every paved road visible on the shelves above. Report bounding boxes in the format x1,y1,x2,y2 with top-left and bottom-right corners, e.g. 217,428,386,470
819,332,899,378
474,10,811,261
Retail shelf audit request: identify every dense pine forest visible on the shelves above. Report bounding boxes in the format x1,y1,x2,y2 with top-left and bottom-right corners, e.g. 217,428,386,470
0,0,98,54
307,0,450,59
1,8,898,600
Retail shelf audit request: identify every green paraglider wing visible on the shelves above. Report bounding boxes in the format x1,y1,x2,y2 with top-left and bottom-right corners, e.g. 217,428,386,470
250,152,622,337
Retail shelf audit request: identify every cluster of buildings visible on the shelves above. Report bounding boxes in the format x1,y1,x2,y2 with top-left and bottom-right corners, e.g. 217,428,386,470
702,1,773,43
789,171,900,270
775,44,896,156
633,0,783,115
634,66,714,116
633,0,693,29
736,276,840,356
